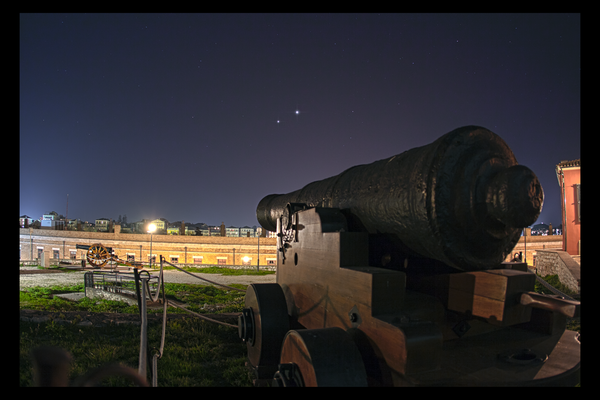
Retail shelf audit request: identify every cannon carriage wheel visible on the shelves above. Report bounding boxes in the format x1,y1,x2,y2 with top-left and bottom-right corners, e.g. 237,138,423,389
239,284,370,387
274,327,368,387
238,283,290,380
86,243,111,268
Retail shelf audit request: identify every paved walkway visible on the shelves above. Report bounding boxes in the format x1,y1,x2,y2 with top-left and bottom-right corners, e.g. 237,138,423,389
19,266,276,289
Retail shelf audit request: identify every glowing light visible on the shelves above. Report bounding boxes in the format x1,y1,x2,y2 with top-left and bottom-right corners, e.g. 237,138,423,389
148,223,156,233
242,256,251,263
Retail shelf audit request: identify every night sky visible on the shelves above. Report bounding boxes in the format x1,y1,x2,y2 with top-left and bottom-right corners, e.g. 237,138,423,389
20,13,580,229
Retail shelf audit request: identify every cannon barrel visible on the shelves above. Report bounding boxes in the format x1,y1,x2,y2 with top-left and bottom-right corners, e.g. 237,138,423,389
257,126,543,272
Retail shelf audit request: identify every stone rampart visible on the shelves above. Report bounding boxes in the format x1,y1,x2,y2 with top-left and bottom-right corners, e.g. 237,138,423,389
19,228,278,270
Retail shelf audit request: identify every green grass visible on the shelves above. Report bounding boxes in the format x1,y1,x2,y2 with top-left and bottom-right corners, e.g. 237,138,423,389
20,317,251,386
162,283,246,313
19,284,139,314
156,265,275,276
534,274,578,298
19,281,252,386
20,282,246,315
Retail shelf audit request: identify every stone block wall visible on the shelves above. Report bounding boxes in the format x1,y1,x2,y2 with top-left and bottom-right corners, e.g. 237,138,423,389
535,249,580,294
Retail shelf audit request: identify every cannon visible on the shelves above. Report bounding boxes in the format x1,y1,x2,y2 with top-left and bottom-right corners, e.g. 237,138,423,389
240,126,580,386
76,244,143,269
257,125,543,272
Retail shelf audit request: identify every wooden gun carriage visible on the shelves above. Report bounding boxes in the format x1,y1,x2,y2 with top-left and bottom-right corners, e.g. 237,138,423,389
76,244,143,269
238,126,580,386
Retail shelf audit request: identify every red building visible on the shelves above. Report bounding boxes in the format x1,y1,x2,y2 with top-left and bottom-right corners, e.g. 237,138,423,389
555,159,580,255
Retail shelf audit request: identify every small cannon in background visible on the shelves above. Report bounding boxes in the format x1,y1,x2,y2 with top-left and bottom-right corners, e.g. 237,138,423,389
239,126,580,386
76,244,143,269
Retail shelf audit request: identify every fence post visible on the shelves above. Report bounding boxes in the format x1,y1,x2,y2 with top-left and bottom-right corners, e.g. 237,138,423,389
41,251,50,269
138,276,148,380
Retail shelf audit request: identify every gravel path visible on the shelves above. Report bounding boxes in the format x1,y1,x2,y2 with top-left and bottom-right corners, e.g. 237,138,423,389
19,266,276,289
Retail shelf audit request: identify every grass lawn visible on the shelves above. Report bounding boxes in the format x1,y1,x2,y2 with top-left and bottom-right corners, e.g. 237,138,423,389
20,272,252,387
20,314,251,386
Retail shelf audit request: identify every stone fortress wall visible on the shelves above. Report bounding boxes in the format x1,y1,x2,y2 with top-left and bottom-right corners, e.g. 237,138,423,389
19,228,278,270
20,229,579,293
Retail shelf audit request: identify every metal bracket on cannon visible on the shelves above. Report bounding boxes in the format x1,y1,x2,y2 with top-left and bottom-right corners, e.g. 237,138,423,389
277,203,306,264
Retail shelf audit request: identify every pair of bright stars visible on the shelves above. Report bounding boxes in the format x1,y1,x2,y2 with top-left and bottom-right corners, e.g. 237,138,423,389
277,109,300,124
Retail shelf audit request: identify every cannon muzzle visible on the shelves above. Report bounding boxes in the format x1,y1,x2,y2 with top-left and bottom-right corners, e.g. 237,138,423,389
257,126,543,272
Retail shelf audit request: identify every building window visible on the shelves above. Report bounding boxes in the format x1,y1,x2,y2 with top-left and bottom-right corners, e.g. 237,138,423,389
53,250,60,259
70,250,77,260
267,259,276,266
242,257,251,266
193,256,203,264
127,254,135,262
170,256,179,264
37,248,43,258
217,258,227,265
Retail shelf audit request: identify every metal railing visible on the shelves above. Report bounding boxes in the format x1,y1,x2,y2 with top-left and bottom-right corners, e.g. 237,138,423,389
84,270,159,300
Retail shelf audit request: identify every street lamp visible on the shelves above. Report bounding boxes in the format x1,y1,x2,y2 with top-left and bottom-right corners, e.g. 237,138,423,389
148,223,156,268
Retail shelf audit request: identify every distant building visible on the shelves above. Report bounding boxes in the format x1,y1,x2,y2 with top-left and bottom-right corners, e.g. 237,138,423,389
531,223,550,236
134,219,150,233
266,230,277,238
40,212,271,237
19,215,34,227
226,226,240,237
556,159,580,255
199,228,210,236
209,226,222,236
95,218,110,232
167,222,195,235
66,219,80,230
150,218,168,232
240,226,255,237
133,218,168,233
257,227,273,237
41,213,57,227
40,212,65,230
